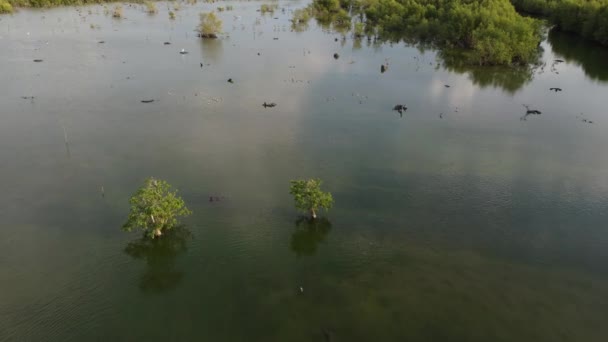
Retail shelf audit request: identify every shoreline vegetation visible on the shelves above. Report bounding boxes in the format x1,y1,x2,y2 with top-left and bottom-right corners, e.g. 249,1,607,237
295,0,608,65
297,0,543,66
1,0,607,64
511,0,608,46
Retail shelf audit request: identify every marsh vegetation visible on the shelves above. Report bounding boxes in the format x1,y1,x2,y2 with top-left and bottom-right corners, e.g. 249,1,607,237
198,11,222,38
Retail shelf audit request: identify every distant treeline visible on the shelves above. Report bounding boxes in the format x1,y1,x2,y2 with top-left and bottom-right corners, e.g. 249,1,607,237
0,0,132,13
510,0,608,45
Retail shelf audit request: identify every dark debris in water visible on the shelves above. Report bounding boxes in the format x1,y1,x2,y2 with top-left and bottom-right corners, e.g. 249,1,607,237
521,104,542,121
141,99,155,103
209,195,226,203
33,59,43,63
263,102,276,108
393,104,407,114
576,113,595,124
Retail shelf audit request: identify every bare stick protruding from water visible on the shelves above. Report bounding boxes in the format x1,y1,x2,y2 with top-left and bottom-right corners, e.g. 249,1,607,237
62,123,71,158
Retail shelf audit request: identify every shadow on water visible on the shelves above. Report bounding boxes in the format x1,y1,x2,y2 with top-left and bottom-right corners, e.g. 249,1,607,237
290,217,332,257
548,29,608,82
124,226,193,293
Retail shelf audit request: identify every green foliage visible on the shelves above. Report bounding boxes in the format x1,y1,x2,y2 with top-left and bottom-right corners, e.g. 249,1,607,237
143,0,156,14
198,11,222,38
289,179,333,219
260,3,278,14
0,0,13,13
307,0,542,65
123,178,192,239
292,7,312,24
354,22,365,37
4,0,126,9
292,7,313,32
169,10,175,20
511,0,608,45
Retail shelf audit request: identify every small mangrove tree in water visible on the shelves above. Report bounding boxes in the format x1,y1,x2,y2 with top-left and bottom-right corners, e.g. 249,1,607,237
123,178,191,238
289,179,334,219
198,11,222,38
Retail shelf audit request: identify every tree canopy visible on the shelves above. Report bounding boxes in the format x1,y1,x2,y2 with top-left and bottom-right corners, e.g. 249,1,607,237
0,0,12,13
289,178,334,219
511,0,608,46
123,178,191,239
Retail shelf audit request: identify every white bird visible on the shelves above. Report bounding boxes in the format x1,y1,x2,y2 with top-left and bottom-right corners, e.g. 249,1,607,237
299,286,304,293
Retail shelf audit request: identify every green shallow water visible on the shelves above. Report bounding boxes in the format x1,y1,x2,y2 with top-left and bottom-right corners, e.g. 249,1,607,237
1,1,608,341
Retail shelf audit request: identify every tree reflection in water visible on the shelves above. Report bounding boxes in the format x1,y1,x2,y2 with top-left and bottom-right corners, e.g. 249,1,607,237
124,226,192,293
290,217,332,257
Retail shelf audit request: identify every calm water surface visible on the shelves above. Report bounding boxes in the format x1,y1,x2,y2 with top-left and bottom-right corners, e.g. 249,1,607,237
1,1,608,341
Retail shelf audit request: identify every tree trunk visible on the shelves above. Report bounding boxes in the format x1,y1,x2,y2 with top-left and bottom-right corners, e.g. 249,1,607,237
153,228,162,238
310,208,317,220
